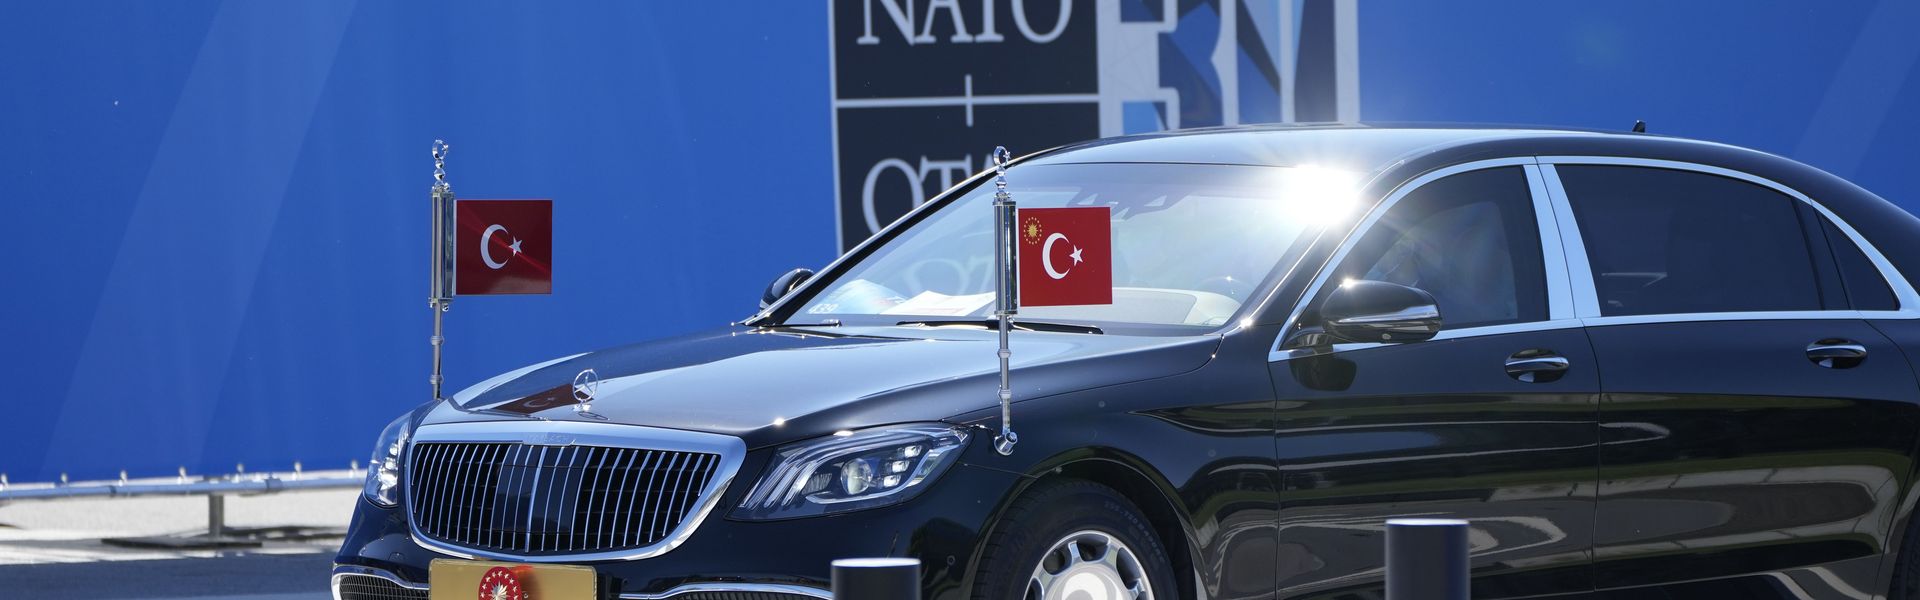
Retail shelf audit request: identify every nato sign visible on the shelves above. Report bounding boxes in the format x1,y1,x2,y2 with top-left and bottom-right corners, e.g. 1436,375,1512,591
829,0,1360,250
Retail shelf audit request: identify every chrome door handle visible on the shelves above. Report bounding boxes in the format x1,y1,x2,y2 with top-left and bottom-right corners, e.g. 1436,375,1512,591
1505,350,1570,383
1807,339,1867,369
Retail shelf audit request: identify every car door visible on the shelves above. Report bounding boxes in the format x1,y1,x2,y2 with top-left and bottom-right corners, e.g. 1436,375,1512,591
1543,160,1920,597
1267,160,1600,598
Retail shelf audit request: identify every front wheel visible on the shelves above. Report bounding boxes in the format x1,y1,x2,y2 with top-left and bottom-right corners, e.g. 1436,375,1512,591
973,479,1176,600
1892,513,1920,599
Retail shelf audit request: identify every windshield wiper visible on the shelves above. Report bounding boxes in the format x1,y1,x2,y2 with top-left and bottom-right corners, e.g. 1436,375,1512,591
895,318,1103,334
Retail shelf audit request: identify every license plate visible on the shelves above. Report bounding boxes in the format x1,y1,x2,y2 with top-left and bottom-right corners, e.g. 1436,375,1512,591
429,559,597,600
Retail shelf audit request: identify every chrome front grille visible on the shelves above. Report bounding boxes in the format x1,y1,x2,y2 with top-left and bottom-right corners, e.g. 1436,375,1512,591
407,440,721,557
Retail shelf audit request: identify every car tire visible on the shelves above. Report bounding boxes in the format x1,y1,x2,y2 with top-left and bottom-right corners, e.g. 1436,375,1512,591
972,479,1177,599
1894,513,1920,599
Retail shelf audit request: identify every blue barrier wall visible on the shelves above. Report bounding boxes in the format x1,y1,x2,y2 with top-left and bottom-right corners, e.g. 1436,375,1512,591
1,2,835,482
3,1,1917,482
1362,1,1920,219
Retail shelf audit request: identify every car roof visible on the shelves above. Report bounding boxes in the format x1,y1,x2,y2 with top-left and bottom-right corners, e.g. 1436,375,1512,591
1026,122,1920,312
1024,122,1668,173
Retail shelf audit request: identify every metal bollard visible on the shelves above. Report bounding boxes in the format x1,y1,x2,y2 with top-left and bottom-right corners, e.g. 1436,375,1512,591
208,494,227,538
831,557,919,600
1385,518,1470,600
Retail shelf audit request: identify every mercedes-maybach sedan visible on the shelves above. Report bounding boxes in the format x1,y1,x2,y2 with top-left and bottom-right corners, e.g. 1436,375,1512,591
334,125,1920,600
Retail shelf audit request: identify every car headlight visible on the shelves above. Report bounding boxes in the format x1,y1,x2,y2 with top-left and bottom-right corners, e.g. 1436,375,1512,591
362,413,412,507
732,424,969,520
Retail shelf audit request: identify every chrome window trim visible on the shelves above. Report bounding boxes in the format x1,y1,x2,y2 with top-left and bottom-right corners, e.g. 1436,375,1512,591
1536,155,1920,318
403,420,747,563
1268,155,1920,362
620,582,834,599
1268,157,1576,362
1525,164,1577,320
331,564,428,596
1581,310,1890,328
1535,165,1603,319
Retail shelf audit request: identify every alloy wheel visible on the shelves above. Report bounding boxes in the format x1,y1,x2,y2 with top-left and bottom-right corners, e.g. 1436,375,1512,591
1025,529,1155,600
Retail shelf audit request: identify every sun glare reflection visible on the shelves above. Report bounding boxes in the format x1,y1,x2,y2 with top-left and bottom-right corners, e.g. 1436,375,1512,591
1280,165,1362,225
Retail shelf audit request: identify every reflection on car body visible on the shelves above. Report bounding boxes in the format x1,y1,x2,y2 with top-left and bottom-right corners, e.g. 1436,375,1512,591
334,125,1920,600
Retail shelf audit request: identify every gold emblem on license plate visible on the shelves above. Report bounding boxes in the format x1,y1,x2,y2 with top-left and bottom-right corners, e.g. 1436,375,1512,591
429,559,596,600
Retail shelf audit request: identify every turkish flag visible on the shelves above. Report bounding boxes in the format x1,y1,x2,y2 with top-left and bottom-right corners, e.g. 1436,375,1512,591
455,199,552,295
1018,207,1112,306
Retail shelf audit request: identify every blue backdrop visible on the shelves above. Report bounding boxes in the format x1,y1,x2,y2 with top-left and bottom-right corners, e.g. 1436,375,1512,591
3,1,1917,482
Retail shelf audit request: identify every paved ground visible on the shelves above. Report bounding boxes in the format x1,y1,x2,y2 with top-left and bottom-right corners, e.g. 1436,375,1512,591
0,553,336,599
0,487,357,599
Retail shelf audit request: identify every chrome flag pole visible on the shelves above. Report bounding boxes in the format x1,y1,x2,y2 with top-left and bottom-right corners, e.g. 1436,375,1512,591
428,140,455,401
991,146,1019,456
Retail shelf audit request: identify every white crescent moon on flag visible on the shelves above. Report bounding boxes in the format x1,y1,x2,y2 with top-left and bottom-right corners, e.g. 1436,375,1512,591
1042,232,1072,279
480,224,510,269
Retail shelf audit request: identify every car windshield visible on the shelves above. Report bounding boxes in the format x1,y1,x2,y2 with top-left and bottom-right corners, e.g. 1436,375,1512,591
786,162,1358,330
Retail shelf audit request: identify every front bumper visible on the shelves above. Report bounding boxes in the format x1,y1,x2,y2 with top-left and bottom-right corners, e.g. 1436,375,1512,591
332,564,831,599
331,462,1019,599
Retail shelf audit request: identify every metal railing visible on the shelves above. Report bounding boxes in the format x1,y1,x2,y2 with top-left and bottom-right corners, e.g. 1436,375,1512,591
0,467,363,548
0,470,360,500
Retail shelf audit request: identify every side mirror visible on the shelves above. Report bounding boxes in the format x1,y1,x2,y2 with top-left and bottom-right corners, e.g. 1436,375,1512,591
761,268,815,309
1319,280,1442,344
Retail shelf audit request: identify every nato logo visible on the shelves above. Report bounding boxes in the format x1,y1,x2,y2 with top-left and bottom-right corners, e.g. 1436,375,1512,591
829,0,1360,250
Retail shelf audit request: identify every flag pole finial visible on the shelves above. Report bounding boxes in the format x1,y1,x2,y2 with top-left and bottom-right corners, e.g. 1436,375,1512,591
432,140,451,192
991,146,1018,456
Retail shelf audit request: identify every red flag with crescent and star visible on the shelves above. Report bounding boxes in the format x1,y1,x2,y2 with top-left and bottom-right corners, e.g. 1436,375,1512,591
456,199,552,295
1018,207,1112,306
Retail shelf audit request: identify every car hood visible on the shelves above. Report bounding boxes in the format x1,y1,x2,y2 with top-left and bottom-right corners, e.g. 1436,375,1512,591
419,325,1220,448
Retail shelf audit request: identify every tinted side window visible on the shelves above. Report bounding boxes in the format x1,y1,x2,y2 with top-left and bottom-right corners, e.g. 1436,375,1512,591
1328,166,1547,329
1822,218,1899,310
1558,165,1820,316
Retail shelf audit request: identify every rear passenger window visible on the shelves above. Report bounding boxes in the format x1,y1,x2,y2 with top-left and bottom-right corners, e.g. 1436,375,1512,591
1822,218,1899,310
1558,165,1821,316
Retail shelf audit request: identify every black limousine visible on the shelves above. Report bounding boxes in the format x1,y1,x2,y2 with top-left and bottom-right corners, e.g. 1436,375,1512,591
334,125,1920,600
